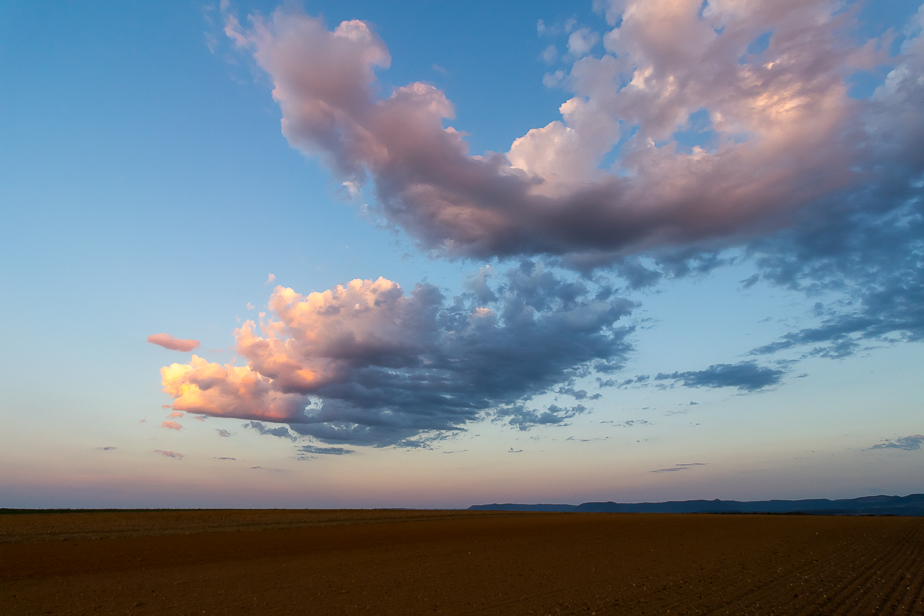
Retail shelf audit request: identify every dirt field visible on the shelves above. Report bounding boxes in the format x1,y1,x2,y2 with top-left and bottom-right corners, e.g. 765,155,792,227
2,509,923,615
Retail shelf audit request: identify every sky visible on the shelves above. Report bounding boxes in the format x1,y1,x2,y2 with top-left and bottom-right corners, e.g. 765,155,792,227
1,0,922,509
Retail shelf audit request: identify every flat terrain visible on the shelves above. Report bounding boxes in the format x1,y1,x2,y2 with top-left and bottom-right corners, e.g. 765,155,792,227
2,509,923,615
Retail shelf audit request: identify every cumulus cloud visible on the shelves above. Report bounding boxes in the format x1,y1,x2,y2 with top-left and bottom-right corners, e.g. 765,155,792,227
222,2,923,270
161,420,183,431
655,361,784,392
154,450,184,459
160,263,633,446
147,333,200,352
870,435,924,451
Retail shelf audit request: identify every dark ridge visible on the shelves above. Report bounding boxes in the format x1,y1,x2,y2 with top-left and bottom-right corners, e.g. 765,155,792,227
470,493,924,516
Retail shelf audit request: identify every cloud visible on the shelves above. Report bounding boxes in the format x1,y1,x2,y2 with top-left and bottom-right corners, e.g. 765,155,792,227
495,403,588,430
266,273,276,284
870,435,924,451
167,411,184,419
215,456,236,460
160,263,633,446
655,361,784,392
299,444,354,455
651,462,705,473
147,333,200,352
244,421,296,440
747,194,924,359
222,2,923,271
96,446,117,451
567,28,599,57
161,420,183,431
154,450,184,459
216,429,232,437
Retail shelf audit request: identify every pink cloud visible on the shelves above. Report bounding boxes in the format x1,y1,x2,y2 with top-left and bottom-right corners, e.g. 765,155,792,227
154,450,184,460
222,3,922,265
147,333,200,352
161,420,183,431
159,267,634,445
167,411,184,419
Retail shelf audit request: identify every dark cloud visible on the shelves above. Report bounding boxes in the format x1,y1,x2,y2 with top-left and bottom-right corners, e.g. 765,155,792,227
299,445,354,456
870,435,924,451
655,362,784,392
215,456,236,460
556,386,601,400
216,429,232,437
96,446,117,451
244,421,296,441
652,462,706,473
495,403,588,431
164,264,634,447
747,193,924,359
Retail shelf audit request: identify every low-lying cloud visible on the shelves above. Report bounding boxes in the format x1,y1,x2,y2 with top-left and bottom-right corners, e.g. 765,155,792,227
161,264,634,446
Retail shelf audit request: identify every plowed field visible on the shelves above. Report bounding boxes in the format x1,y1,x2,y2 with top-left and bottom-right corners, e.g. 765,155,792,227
2,510,922,615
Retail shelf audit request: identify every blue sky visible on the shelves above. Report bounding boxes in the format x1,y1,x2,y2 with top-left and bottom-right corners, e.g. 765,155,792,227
1,0,922,508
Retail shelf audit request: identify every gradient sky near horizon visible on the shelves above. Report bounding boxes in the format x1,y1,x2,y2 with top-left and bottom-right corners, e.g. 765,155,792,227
1,0,922,509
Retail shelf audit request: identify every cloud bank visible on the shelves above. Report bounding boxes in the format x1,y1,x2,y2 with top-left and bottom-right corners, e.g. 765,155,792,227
223,1,924,269
161,264,633,445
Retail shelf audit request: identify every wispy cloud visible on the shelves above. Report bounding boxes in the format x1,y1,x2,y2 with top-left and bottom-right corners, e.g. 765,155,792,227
161,420,183,431
299,444,354,456
870,435,924,452
651,463,705,473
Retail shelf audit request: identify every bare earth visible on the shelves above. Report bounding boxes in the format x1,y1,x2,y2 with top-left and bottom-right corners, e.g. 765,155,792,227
2,509,923,615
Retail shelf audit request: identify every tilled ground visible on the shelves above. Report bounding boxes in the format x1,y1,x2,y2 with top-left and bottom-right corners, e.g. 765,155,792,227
1,510,922,615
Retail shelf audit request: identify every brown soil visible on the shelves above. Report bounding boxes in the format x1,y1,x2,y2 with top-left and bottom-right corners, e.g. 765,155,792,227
2,510,923,615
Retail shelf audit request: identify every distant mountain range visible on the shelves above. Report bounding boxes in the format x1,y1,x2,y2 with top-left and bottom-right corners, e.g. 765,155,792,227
469,493,924,516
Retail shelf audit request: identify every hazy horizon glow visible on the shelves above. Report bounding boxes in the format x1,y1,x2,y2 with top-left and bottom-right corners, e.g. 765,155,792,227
1,0,922,508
